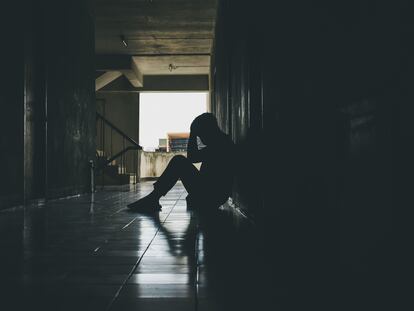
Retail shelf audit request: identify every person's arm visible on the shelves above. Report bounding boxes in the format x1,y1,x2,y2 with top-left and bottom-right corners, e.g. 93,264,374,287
187,128,206,163
187,131,203,163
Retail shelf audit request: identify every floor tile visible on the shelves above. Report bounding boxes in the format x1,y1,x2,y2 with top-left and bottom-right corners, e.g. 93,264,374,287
0,182,275,311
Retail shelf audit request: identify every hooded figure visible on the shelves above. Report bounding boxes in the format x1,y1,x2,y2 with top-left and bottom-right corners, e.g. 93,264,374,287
128,113,235,212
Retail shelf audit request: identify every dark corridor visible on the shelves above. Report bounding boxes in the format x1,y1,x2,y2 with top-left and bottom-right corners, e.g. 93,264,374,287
1,0,412,310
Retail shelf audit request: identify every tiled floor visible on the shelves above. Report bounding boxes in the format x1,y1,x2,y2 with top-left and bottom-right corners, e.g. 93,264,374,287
0,182,278,310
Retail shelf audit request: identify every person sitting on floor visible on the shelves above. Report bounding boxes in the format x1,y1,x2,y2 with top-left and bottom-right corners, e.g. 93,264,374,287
127,113,235,213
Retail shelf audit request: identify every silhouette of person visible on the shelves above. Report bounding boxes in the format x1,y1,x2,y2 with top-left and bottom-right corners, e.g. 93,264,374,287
128,113,235,212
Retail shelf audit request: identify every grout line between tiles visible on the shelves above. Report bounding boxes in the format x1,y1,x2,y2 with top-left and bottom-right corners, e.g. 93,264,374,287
121,217,138,230
105,190,185,311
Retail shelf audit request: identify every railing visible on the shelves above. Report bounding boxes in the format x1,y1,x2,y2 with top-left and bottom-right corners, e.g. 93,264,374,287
95,112,142,189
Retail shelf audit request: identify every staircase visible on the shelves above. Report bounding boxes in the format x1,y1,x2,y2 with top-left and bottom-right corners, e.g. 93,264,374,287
95,113,142,188
95,151,132,186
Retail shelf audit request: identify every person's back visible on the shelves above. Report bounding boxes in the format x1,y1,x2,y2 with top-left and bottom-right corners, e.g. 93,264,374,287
198,131,235,205
187,113,235,206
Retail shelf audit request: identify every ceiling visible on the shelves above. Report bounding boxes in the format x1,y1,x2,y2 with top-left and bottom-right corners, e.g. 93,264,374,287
94,0,217,78
132,55,210,75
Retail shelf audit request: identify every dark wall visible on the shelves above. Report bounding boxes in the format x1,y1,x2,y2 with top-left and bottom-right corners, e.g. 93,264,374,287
44,0,95,198
0,0,95,209
211,0,409,306
211,0,268,217
0,3,24,208
24,0,47,202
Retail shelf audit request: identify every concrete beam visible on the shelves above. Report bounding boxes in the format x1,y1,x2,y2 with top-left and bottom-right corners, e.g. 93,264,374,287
97,75,209,92
96,55,143,88
121,59,143,88
132,60,143,86
95,71,122,91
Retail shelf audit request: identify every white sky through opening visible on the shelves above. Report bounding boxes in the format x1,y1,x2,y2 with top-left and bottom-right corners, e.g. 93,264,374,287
139,92,208,151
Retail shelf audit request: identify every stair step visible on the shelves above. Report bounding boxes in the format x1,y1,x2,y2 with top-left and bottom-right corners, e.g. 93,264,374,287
103,165,119,177
96,173,132,186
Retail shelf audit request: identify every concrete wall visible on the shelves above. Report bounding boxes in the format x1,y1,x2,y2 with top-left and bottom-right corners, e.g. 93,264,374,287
140,151,188,179
96,92,139,172
0,0,95,209
96,92,140,145
139,151,201,179
211,0,409,305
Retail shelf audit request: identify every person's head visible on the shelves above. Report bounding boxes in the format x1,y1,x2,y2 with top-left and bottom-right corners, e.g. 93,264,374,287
191,113,220,145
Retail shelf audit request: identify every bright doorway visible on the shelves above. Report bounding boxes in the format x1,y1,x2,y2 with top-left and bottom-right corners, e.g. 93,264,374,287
139,92,208,151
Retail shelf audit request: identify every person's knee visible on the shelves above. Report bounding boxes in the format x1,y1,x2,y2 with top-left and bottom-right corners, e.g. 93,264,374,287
170,155,187,167
171,154,186,162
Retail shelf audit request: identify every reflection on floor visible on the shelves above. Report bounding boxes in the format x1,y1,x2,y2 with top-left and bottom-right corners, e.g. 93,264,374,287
0,182,278,310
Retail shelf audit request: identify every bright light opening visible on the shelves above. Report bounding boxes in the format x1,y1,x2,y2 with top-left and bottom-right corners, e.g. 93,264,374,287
139,92,208,151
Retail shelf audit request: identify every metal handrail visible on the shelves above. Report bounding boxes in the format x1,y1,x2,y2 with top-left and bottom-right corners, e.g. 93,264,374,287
96,112,142,149
95,112,142,173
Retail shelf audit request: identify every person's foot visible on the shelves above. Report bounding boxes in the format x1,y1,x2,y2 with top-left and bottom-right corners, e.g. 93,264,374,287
127,194,161,213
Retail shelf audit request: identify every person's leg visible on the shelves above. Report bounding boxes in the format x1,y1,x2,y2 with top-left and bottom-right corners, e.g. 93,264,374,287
128,155,200,211
153,155,200,196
